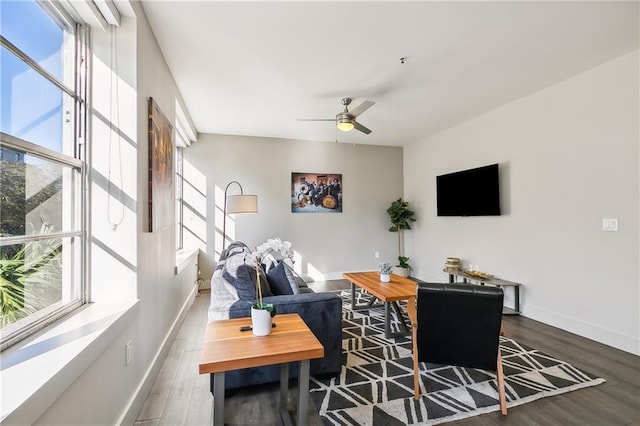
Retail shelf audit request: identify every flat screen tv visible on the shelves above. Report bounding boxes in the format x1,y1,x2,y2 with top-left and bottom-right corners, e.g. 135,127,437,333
436,163,501,216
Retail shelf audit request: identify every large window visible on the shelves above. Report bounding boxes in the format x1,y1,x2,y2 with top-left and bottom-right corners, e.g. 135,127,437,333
0,0,87,350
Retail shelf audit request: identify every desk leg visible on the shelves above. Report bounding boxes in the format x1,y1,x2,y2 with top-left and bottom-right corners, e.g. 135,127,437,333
213,372,225,426
297,360,310,426
448,273,454,284
279,363,293,426
350,281,356,310
384,302,411,338
392,302,410,335
280,363,289,409
351,282,383,311
384,302,391,339
515,286,520,314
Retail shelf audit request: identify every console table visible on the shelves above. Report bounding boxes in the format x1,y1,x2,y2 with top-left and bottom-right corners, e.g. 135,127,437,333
444,269,522,315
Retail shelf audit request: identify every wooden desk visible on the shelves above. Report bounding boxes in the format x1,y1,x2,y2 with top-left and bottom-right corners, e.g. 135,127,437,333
444,268,522,315
343,271,417,338
199,313,324,426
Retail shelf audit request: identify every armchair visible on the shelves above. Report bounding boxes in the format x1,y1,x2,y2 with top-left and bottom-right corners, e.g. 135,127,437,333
411,282,507,415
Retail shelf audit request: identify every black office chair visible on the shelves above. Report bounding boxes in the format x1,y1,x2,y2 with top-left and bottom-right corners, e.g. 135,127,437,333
411,282,507,415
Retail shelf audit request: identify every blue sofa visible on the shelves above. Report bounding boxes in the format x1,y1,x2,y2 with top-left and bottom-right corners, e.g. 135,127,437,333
208,242,342,392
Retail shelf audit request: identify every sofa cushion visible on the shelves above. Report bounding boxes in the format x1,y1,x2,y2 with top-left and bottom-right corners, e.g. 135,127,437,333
266,261,309,295
266,262,294,295
236,264,272,301
283,263,309,293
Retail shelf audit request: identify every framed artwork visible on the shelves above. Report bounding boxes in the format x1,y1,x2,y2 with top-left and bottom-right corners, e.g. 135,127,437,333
148,97,174,232
291,172,342,213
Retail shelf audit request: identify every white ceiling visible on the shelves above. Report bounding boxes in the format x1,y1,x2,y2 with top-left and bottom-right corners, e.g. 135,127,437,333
140,1,639,147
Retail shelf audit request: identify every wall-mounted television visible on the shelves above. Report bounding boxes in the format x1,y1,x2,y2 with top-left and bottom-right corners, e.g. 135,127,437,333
436,163,501,216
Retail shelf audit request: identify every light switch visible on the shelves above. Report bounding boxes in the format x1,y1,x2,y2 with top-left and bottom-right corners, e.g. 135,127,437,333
602,218,619,232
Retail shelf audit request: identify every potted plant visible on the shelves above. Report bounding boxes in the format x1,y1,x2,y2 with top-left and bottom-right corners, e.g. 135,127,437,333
249,238,293,336
379,261,392,282
396,256,411,277
387,198,416,278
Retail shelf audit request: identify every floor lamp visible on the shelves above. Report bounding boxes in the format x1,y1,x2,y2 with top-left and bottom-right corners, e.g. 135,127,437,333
222,181,258,250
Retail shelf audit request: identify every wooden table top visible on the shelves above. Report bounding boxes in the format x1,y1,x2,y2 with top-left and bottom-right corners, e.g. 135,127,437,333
199,313,324,374
343,271,417,302
444,268,522,287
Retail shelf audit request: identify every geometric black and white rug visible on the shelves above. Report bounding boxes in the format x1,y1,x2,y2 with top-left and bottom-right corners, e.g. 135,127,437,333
310,290,605,425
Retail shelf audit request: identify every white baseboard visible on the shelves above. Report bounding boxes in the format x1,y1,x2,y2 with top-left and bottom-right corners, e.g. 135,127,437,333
117,283,198,425
522,304,639,356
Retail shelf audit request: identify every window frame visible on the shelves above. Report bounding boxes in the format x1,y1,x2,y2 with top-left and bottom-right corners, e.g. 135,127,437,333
174,103,195,253
0,2,89,351
175,144,184,251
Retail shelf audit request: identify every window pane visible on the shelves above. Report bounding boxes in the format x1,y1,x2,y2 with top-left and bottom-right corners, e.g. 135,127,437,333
1,47,76,154
0,0,66,80
0,236,81,331
0,146,79,237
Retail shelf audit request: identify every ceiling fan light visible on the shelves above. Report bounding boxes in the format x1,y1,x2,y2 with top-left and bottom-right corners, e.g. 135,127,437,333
337,119,354,132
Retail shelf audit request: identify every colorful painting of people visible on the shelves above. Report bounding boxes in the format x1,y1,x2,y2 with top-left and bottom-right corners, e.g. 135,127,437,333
291,173,342,213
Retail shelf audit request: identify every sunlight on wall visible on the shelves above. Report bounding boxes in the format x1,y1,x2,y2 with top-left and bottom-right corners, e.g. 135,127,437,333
214,185,237,258
292,250,303,274
91,117,137,196
292,250,326,281
306,262,326,282
90,49,137,301
92,56,136,138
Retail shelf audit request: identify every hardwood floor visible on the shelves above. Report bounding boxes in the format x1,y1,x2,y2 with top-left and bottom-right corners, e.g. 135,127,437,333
134,280,639,425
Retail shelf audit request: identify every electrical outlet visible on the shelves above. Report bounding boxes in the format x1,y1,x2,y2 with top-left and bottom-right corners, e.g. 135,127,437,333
602,218,619,232
375,251,380,259
125,340,132,366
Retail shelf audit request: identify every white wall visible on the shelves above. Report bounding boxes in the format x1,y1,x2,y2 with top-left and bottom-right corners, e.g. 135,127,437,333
404,51,639,355
33,3,198,424
186,135,404,281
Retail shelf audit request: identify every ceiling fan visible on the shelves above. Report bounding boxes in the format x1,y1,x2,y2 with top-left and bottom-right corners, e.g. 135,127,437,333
298,97,375,134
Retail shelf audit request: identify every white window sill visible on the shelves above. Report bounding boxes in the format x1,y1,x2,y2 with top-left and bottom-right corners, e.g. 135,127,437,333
0,299,140,425
175,248,199,275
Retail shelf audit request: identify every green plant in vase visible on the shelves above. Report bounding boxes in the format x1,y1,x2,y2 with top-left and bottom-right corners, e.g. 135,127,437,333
387,198,416,277
397,256,411,271
379,261,392,282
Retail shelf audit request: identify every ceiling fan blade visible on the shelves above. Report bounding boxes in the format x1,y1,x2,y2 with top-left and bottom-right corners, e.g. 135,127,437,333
296,118,335,121
349,100,375,117
353,121,372,134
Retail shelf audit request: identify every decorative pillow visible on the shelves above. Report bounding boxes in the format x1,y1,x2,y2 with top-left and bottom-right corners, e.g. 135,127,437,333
223,254,272,302
266,262,294,295
283,263,309,293
266,261,308,295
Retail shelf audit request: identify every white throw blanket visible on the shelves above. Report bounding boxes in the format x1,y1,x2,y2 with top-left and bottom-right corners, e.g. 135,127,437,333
208,243,251,321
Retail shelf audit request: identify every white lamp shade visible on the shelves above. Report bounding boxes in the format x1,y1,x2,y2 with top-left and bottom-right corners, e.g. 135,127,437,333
226,194,258,214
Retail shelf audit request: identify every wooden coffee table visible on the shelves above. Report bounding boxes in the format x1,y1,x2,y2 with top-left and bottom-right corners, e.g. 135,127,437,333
199,313,324,426
343,271,417,338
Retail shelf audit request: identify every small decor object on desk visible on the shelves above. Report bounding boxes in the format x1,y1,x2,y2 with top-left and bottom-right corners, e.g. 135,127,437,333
379,261,392,282
250,261,276,335
250,304,274,336
445,257,461,271
394,256,411,278
387,198,416,277
249,238,292,335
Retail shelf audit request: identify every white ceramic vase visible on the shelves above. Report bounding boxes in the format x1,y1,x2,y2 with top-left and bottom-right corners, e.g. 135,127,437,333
251,307,272,336
380,273,390,283
393,266,409,278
